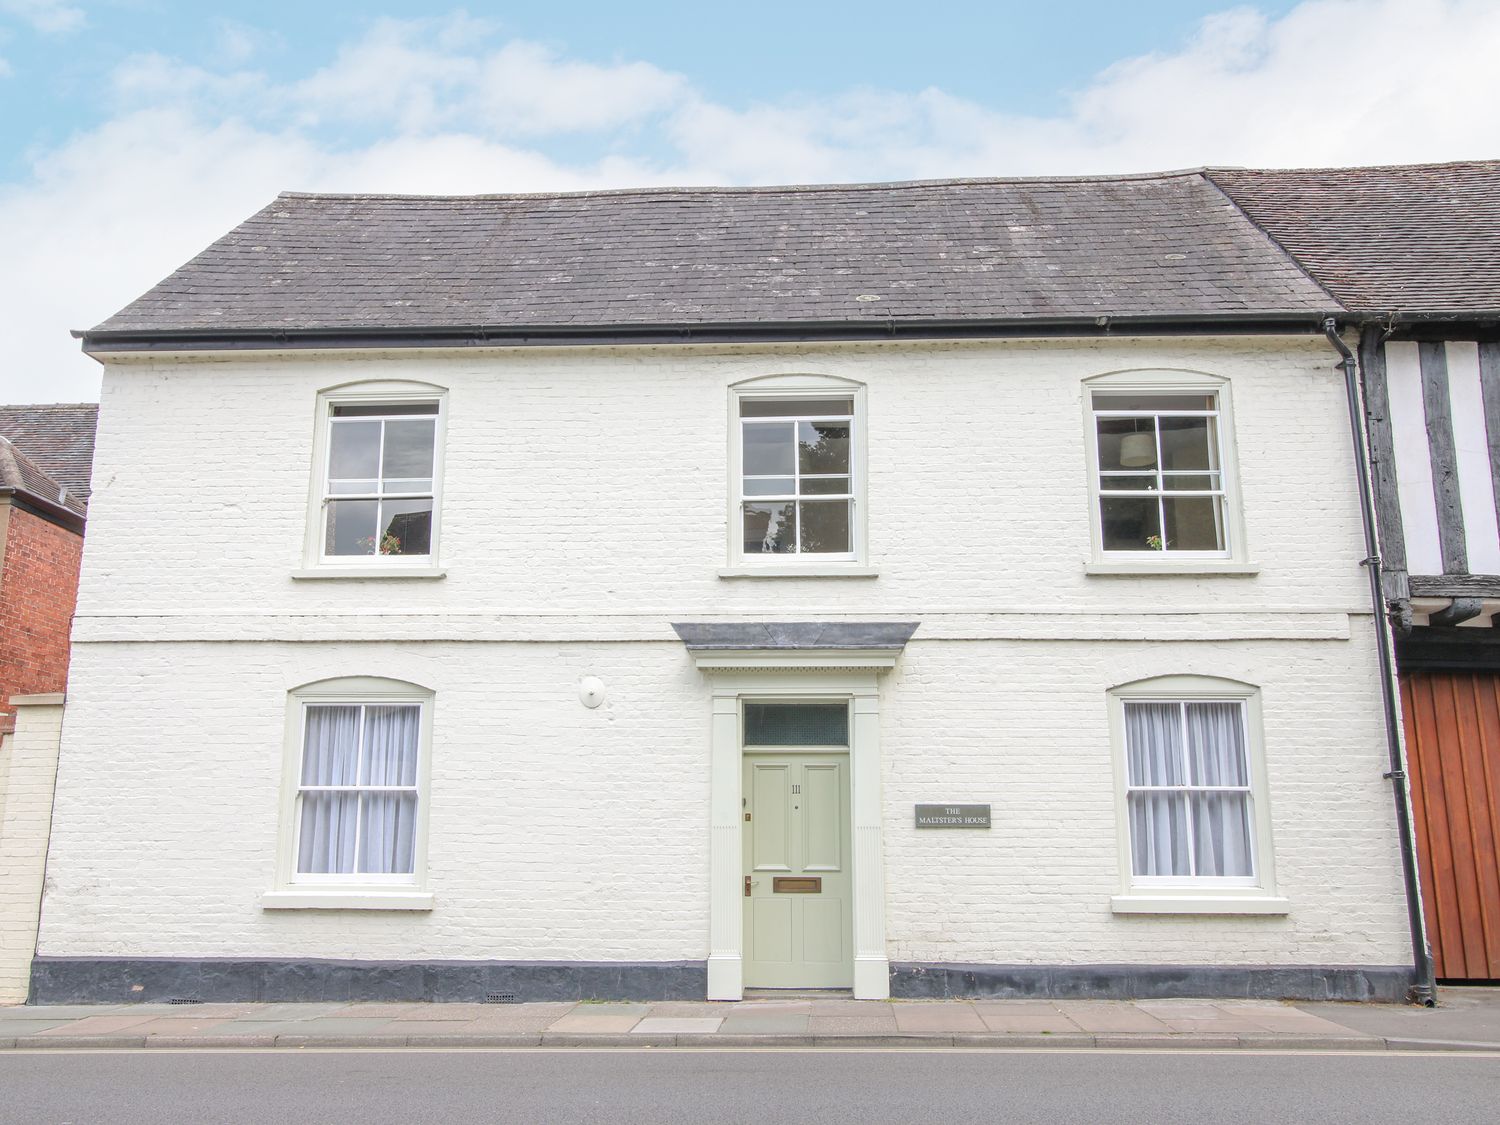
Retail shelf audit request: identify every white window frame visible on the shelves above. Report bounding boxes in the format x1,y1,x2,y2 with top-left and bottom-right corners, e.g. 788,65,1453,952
725,374,871,575
1083,370,1255,575
1106,674,1285,915
296,380,449,579
263,676,436,911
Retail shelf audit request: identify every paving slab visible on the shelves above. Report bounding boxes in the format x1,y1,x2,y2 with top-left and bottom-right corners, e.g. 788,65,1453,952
644,1001,733,1015
808,1015,900,1035
248,1004,353,1021
1054,1001,1173,1033
390,1003,492,1020
0,1020,69,1036
977,1011,1083,1033
465,1014,573,1033
0,1006,121,1020
127,1020,237,1038
1228,1007,1361,1035
327,1003,423,1019
195,1020,380,1037
810,999,891,1015
546,1005,649,1034
892,1004,986,1034
632,1017,723,1034
378,1021,475,1035
1156,1016,1273,1034
719,1012,811,1034
1299,988,1500,1044
971,1000,1071,1014
36,1014,159,1036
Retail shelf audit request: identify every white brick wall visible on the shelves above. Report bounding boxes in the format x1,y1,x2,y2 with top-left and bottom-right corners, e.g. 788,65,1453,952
37,335,1412,969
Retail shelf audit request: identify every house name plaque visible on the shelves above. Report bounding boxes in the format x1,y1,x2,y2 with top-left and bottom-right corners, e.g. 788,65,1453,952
915,804,991,828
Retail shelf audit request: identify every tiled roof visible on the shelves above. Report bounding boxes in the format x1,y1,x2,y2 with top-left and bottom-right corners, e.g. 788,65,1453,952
0,437,85,516
0,403,98,509
88,172,1336,337
1208,161,1500,313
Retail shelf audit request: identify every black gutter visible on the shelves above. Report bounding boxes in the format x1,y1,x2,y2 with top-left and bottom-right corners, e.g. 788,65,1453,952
1323,317,1437,1006
76,313,1338,354
0,487,86,535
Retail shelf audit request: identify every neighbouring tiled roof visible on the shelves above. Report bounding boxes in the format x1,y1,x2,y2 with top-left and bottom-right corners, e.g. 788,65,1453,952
1208,161,1500,313
88,172,1337,337
0,403,99,503
0,436,85,516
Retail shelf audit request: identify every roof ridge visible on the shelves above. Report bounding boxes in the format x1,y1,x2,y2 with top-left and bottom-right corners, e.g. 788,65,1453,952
1207,158,1500,176
273,167,1217,204
0,401,99,410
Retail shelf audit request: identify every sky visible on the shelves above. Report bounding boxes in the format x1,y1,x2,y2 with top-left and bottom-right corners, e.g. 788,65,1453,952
1,0,1498,403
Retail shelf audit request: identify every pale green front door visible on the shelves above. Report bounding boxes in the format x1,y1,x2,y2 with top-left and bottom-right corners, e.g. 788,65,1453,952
742,753,853,988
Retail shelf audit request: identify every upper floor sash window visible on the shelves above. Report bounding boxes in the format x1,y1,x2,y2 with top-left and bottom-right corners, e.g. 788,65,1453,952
1091,390,1230,557
739,396,856,559
323,400,439,559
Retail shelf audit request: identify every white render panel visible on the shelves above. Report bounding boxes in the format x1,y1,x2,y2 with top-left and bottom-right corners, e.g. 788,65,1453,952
0,701,66,1002
39,335,1408,972
37,634,1408,966
1385,341,1445,576
1445,341,1500,574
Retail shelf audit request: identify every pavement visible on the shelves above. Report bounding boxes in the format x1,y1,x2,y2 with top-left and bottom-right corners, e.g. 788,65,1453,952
3,986,1499,1051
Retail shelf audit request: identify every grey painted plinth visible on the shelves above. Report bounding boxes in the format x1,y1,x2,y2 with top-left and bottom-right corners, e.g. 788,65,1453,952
889,963,1416,1002
28,958,707,1004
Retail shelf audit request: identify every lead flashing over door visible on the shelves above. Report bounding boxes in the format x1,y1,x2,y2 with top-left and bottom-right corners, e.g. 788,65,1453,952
672,621,918,671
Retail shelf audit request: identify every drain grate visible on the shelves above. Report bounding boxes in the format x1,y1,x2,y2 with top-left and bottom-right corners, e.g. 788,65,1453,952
166,998,204,1005
484,992,518,1004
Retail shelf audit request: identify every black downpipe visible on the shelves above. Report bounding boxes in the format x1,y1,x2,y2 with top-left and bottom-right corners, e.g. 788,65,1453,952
1324,318,1437,1005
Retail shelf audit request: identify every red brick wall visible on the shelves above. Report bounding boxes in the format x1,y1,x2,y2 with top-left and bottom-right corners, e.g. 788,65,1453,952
0,504,84,729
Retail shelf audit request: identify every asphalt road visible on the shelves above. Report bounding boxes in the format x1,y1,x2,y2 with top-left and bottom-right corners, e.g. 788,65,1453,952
1,1048,1497,1124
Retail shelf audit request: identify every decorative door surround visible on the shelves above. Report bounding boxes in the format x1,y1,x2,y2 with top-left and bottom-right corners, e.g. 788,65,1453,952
672,622,917,1000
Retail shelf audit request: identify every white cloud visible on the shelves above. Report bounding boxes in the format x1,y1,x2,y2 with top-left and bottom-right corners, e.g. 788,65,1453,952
0,0,84,34
4,0,1500,402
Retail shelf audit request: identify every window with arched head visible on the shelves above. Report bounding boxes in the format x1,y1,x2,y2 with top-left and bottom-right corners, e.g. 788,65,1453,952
301,380,448,575
1106,674,1284,914
728,374,868,570
265,676,436,910
1084,370,1251,572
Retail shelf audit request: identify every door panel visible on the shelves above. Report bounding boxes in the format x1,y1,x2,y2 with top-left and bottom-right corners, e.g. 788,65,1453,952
751,763,792,871
800,898,844,964
1402,670,1500,980
802,763,843,871
752,898,794,964
743,753,852,988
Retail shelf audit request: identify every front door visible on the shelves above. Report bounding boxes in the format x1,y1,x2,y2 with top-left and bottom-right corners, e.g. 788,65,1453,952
742,754,853,988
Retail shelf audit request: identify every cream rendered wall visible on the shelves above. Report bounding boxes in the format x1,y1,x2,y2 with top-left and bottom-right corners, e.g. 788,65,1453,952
0,696,66,1000
38,335,1410,968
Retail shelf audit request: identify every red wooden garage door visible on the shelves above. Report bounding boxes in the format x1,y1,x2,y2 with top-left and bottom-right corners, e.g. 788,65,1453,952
1402,670,1500,980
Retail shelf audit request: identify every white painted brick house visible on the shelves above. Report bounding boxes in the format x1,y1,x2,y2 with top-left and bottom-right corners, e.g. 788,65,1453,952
26,171,1427,1003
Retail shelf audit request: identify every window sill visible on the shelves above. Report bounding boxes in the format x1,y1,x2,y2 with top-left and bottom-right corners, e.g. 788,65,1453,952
291,566,447,581
719,565,879,579
260,890,435,911
1110,894,1289,915
1086,560,1261,576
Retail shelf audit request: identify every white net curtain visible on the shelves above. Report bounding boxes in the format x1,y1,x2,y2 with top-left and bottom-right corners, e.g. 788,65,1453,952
1124,700,1253,879
297,703,420,876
